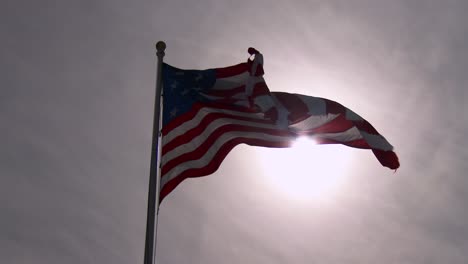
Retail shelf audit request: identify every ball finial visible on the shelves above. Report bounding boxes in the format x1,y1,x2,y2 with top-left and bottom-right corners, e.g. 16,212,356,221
156,41,166,52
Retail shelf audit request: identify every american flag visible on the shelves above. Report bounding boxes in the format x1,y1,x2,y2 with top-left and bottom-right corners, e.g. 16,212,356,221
159,48,399,202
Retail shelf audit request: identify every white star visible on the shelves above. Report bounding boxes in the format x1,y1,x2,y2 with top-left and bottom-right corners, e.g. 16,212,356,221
171,81,178,91
170,107,178,117
181,88,189,96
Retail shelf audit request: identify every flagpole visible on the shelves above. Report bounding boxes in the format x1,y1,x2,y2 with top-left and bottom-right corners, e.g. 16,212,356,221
144,41,165,264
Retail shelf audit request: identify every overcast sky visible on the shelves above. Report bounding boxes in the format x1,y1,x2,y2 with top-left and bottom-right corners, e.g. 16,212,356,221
2,0,468,263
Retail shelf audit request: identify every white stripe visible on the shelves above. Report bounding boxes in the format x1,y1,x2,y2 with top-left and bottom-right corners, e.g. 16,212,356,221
245,76,264,95
289,113,340,131
271,95,290,129
213,72,249,90
160,131,291,189
163,107,265,144
253,94,275,112
297,95,327,115
314,126,363,142
231,93,248,100
360,131,394,151
250,53,263,76
313,127,393,151
199,93,226,101
345,109,363,121
162,117,279,166
233,100,251,108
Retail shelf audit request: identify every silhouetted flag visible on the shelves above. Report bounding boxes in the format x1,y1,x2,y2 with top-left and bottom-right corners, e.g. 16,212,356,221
159,48,399,202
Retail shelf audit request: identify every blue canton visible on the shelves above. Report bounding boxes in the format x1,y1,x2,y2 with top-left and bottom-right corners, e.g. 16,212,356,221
162,63,216,126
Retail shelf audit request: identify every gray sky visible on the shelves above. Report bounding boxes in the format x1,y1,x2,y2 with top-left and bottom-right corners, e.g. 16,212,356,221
2,0,468,263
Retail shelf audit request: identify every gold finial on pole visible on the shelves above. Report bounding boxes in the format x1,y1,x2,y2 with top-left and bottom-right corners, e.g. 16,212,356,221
156,41,166,56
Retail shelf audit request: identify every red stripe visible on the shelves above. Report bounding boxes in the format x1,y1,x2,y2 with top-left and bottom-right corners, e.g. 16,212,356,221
290,114,354,135
353,120,379,135
203,101,262,113
162,112,275,155
313,135,399,169
372,149,400,170
274,92,309,123
162,103,203,135
309,114,354,134
312,137,370,149
246,58,264,76
161,124,293,176
251,82,270,98
162,102,264,135
159,137,291,202
204,82,268,100
325,99,345,114
323,98,380,135
204,85,245,98
215,63,249,78
208,98,245,107
294,100,384,137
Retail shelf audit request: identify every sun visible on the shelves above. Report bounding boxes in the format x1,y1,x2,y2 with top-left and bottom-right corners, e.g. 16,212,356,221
257,136,354,201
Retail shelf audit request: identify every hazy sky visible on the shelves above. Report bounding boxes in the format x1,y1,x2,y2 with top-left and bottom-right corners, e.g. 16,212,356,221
2,0,468,263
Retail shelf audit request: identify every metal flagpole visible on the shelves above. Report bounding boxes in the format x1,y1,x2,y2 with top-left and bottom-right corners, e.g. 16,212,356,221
144,41,166,264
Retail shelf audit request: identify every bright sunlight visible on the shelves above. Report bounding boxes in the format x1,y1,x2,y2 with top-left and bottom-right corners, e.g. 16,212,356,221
258,137,355,201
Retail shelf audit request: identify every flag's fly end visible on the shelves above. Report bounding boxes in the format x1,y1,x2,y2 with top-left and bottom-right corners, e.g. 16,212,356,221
372,149,400,170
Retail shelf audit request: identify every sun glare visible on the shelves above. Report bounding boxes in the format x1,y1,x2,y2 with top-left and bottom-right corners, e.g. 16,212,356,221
258,137,354,201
